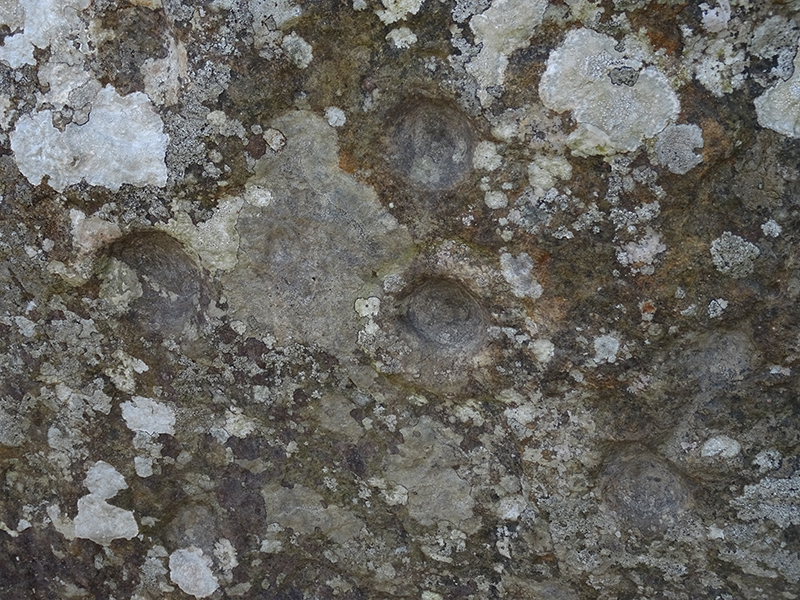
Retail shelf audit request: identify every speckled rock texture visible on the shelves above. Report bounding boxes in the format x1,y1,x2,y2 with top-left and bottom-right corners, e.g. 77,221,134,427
1,0,799,599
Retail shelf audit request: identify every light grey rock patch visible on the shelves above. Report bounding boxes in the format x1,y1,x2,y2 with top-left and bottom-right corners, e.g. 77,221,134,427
600,451,691,535
384,417,476,530
690,330,759,389
224,110,412,356
261,483,365,544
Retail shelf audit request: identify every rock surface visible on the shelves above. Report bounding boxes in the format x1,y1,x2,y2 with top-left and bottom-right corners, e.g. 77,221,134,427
1,0,799,598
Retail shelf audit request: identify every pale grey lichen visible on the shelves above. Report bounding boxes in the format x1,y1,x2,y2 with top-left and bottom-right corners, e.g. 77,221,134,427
473,140,502,171
282,32,313,68
0,404,31,447
710,231,760,278
761,219,782,237
528,154,572,192
98,258,143,313
500,252,543,299
616,228,666,275
708,298,728,318
593,334,620,364
375,0,425,24
749,16,800,87
731,475,800,529
386,27,417,49
654,123,704,175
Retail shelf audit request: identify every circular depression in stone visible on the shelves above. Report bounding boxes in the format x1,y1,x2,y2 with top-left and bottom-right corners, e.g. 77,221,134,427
404,279,486,349
387,100,474,191
601,452,690,535
108,231,202,337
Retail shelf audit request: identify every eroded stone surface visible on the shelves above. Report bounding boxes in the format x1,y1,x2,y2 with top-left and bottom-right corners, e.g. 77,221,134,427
1,0,800,598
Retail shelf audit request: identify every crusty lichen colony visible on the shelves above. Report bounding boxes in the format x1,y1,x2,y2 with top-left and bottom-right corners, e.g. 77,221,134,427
1,0,800,598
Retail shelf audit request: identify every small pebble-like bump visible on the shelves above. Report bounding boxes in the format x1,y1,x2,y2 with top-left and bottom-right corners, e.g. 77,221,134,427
691,330,758,389
107,231,202,338
601,451,691,535
387,100,474,191
404,279,486,350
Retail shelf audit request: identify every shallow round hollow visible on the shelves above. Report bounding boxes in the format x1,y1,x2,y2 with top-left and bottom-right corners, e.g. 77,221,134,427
109,231,201,337
404,279,486,350
387,100,474,191
601,451,690,535
691,330,759,389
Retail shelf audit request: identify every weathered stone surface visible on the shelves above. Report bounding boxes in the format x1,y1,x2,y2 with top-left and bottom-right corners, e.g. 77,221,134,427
1,0,799,598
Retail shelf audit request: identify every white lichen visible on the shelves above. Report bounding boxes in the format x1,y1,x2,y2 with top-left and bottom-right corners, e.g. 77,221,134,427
700,0,731,33
539,28,679,156
121,397,176,436
616,229,666,275
473,140,502,171
755,49,800,139
593,334,620,364
376,0,425,24
250,0,302,40
708,298,728,318
528,154,572,191
761,219,782,237
0,0,91,68
386,27,418,49
465,0,548,106
701,435,741,458
10,85,169,192
484,190,508,209
73,462,139,545
169,547,219,598
531,339,555,364
324,106,347,128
